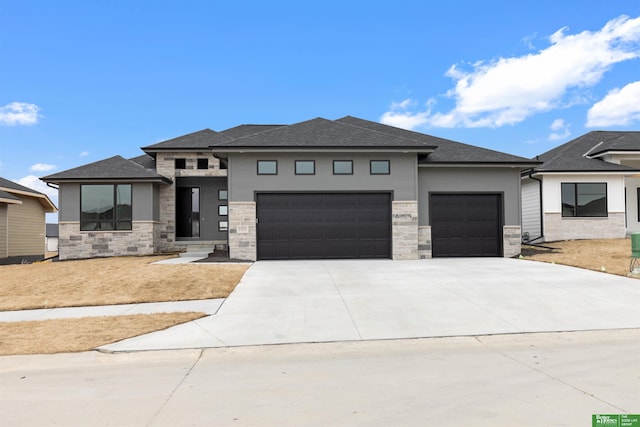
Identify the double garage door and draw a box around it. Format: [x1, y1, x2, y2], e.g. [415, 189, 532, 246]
[256, 193, 391, 260]
[255, 192, 502, 260]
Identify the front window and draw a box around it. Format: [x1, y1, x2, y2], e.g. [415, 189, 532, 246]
[333, 160, 353, 175]
[257, 160, 278, 175]
[561, 183, 607, 217]
[370, 160, 390, 175]
[295, 160, 315, 175]
[81, 184, 132, 230]
[197, 158, 208, 170]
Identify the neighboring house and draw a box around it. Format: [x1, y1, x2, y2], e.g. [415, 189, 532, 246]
[0, 177, 58, 264]
[46, 223, 59, 252]
[42, 116, 537, 261]
[521, 131, 640, 243]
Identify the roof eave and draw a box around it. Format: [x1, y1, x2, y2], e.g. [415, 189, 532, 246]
[41, 177, 173, 185]
[211, 146, 437, 153]
[419, 161, 541, 168]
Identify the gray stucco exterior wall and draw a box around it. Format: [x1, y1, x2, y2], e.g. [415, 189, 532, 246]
[227, 152, 418, 202]
[417, 167, 522, 226]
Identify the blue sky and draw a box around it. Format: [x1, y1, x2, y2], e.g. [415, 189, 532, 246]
[1, 0, 640, 215]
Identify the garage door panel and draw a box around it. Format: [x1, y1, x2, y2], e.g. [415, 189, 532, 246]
[257, 193, 390, 260]
[431, 194, 502, 257]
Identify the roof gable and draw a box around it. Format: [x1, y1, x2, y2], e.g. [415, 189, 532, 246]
[0, 189, 22, 204]
[0, 177, 45, 196]
[0, 177, 57, 212]
[534, 131, 640, 172]
[212, 117, 437, 149]
[42, 155, 171, 183]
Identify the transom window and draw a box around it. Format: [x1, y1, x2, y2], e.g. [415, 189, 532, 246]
[175, 158, 186, 169]
[333, 160, 353, 175]
[81, 184, 132, 231]
[257, 160, 278, 175]
[561, 183, 607, 217]
[197, 158, 208, 170]
[295, 160, 315, 175]
[370, 160, 390, 175]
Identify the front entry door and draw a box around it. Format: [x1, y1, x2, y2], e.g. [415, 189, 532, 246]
[177, 187, 200, 238]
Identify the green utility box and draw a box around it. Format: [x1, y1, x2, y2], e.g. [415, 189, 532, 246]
[632, 233, 640, 258]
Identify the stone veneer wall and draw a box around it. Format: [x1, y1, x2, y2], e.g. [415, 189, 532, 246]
[418, 226, 432, 259]
[544, 212, 626, 242]
[228, 202, 257, 261]
[392, 201, 419, 260]
[503, 225, 521, 258]
[58, 221, 157, 260]
[154, 152, 227, 252]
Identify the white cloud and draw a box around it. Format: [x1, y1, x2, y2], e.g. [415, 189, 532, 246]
[586, 80, 640, 127]
[16, 175, 58, 201]
[0, 102, 41, 126]
[380, 99, 431, 130]
[80, 151, 89, 157]
[30, 163, 56, 172]
[381, 15, 640, 129]
[548, 119, 571, 141]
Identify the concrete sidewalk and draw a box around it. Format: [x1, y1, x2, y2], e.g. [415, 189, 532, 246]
[101, 258, 640, 352]
[0, 299, 225, 322]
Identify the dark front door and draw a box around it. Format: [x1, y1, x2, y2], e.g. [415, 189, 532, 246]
[177, 187, 200, 238]
[430, 193, 502, 257]
[256, 193, 391, 260]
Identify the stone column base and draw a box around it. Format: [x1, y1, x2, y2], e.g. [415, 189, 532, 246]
[228, 202, 257, 261]
[392, 201, 419, 260]
[503, 225, 521, 258]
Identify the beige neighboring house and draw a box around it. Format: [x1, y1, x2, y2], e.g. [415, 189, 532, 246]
[0, 177, 58, 264]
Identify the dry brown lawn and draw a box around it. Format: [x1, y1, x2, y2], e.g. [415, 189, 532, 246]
[0, 255, 250, 311]
[0, 312, 205, 355]
[521, 238, 636, 278]
[0, 255, 250, 356]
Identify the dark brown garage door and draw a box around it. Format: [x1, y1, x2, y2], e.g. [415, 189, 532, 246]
[256, 193, 391, 260]
[430, 194, 502, 257]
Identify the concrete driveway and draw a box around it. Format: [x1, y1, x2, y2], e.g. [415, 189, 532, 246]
[102, 258, 640, 352]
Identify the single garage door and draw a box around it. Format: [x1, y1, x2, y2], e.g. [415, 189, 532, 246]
[256, 193, 391, 260]
[430, 194, 502, 257]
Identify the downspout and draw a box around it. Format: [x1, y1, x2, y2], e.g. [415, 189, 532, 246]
[526, 169, 544, 242]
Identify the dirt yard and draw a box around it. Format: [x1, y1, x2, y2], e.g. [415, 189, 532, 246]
[0, 255, 251, 311]
[521, 238, 636, 278]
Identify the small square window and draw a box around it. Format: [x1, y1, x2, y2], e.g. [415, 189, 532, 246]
[218, 190, 228, 201]
[218, 205, 228, 216]
[333, 160, 353, 175]
[175, 158, 186, 169]
[197, 158, 208, 170]
[218, 220, 228, 232]
[370, 160, 390, 175]
[295, 160, 315, 175]
[257, 160, 278, 175]
[219, 159, 228, 170]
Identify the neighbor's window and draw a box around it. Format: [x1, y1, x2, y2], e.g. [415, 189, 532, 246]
[197, 158, 208, 170]
[218, 220, 228, 232]
[561, 183, 607, 217]
[257, 160, 278, 175]
[81, 184, 132, 231]
[175, 158, 186, 169]
[333, 160, 353, 175]
[295, 160, 315, 175]
[218, 189, 228, 201]
[370, 160, 390, 175]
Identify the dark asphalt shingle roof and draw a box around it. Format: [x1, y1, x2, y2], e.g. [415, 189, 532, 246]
[129, 154, 156, 170]
[42, 156, 171, 182]
[211, 117, 437, 149]
[219, 124, 284, 139]
[142, 129, 232, 150]
[534, 131, 640, 172]
[0, 189, 21, 202]
[336, 116, 535, 163]
[0, 177, 45, 196]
